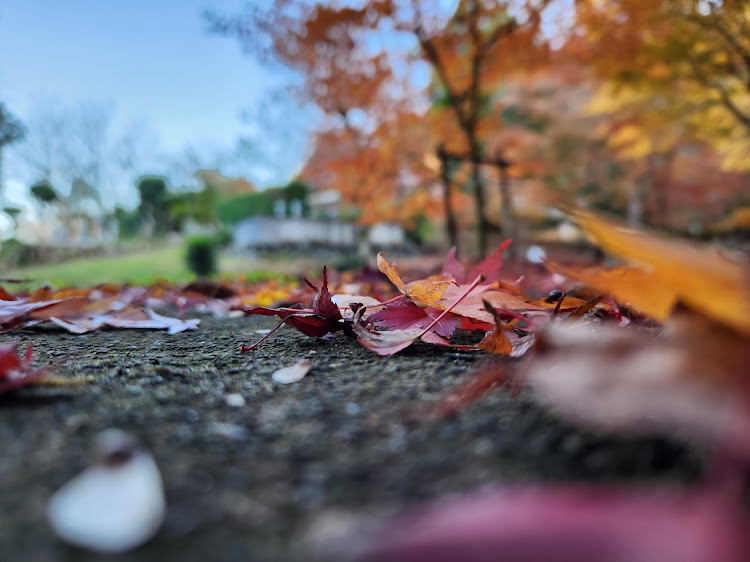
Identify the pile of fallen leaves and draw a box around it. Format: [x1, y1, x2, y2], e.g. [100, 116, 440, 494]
[236, 238, 622, 357]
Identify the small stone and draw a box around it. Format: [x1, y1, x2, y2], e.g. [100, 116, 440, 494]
[208, 422, 249, 442]
[225, 393, 246, 408]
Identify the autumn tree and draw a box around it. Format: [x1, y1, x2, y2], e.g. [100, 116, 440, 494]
[572, 0, 750, 225]
[210, 0, 553, 256]
[408, 0, 551, 255]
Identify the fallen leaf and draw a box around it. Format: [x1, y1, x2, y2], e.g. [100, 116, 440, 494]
[370, 300, 457, 339]
[476, 301, 513, 355]
[345, 480, 748, 562]
[568, 209, 750, 334]
[521, 310, 750, 451]
[0, 341, 54, 395]
[239, 268, 345, 347]
[436, 284, 546, 325]
[272, 359, 313, 384]
[377, 253, 451, 307]
[0, 298, 63, 329]
[376, 252, 408, 293]
[440, 240, 512, 285]
[353, 307, 424, 356]
[307, 266, 342, 322]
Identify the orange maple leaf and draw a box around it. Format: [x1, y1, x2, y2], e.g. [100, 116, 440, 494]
[564, 210, 750, 334]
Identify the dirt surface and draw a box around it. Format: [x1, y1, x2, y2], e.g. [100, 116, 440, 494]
[0, 314, 703, 562]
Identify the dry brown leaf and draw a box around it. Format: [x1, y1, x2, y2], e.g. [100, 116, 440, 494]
[477, 300, 512, 355]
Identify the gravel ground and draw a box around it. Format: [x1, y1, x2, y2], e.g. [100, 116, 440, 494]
[0, 314, 703, 562]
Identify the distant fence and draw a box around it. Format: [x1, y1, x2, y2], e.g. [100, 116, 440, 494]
[233, 217, 358, 250]
[233, 217, 406, 252]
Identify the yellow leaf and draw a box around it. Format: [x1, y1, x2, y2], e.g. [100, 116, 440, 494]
[549, 264, 674, 320]
[569, 210, 750, 334]
[378, 253, 452, 307]
[405, 276, 452, 308]
[377, 252, 407, 294]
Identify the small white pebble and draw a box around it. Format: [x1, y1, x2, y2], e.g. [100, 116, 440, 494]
[225, 393, 246, 408]
[345, 402, 360, 415]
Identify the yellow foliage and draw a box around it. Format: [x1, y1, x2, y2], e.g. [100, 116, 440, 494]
[609, 124, 652, 159]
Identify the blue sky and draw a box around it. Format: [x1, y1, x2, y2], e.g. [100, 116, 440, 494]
[0, 0, 311, 208]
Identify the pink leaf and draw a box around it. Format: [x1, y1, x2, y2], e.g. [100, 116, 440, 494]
[370, 300, 457, 339]
[440, 240, 512, 286]
[349, 482, 748, 562]
[440, 247, 466, 284]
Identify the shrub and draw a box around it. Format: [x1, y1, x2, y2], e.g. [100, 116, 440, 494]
[0, 238, 34, 267]
[334, 252, 365, 272]
[185, 236, 217, 278]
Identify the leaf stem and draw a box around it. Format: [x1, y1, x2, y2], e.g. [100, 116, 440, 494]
[241, 315, 300, 351]
[362, 294, 405, 310]
[417, 275, 483, 339]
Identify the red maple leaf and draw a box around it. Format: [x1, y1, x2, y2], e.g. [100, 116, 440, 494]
[238, 266, 347, 349]
[0, 341, 52, 395]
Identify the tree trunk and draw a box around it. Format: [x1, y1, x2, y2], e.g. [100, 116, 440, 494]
[627, 156, 656, 227]
[498, 163, 517, 259]
[652, 152, 673, 228]
[437, 147, 460, 257]
[469, 145, 489, 257]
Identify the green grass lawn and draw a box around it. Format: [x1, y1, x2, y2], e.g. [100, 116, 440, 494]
[3, 244, 301, 290]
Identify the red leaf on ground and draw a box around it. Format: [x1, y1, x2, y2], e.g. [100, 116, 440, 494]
[436, 284, 546, 325]
[440, 240, 512, 286]
[0, 341, 53, 395]
[0, 298, 64, 330]
[439, 247, 464, 284]
[239, 267, 346, 348]
[370, 300, 457, 339]
[307, 266, 342, 322]
[353, 306, 423, 356]
[354, 276, 485, 356]
[286, 314, 338, 338]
